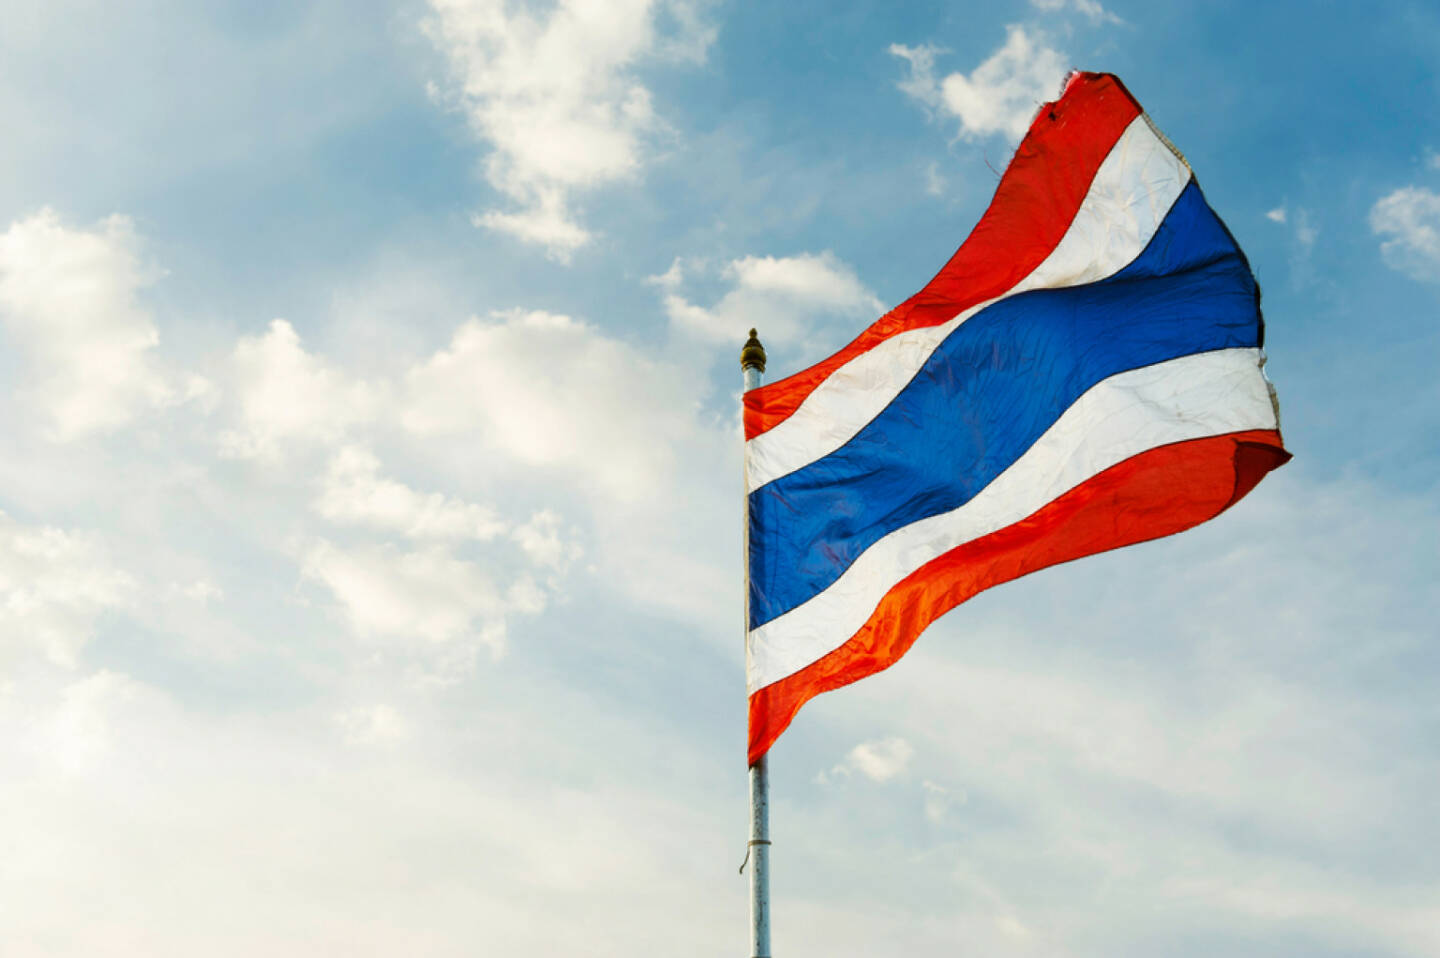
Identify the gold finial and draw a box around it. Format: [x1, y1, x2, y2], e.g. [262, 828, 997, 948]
[740, 328, 766, 372]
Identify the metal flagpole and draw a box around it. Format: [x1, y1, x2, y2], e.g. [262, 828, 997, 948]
[740, 328, 770, 958]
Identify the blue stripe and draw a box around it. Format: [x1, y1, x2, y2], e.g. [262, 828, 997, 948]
[749, 181, 1261, 629]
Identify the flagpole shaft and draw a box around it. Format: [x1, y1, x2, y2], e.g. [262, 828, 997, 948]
[741, 330, 770, 958]
[748, 754, 770, 957]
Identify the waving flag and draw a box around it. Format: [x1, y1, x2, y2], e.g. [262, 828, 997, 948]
[744, 72, 1290, 765]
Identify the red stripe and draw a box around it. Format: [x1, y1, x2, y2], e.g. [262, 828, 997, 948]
[747, 429, 1290, 765]
[743, 72, 1143, 441]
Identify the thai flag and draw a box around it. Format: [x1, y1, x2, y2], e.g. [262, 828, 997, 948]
[744, 72, 1291, 765]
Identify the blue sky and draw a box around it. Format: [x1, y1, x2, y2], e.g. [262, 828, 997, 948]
[1, 1, 1437, 954]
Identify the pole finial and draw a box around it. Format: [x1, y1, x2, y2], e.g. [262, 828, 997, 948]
[741, 328, 766, 372]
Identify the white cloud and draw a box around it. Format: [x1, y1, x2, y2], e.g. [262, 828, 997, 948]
[1370, 185, 1440, 282]
[828, 736, 915, 783]
[892, 27, 1069, 142]
[1265, 206, 1287, 223]
[0, 209, 182, 440]
[657, 251, 884, 347]
[1029, 0, 1124, 26]
[402, 308, 698, 501]
[302, 539, 524, 664]
[219, 319, 383, 461]
[424, 0, 713, 259]
[471, 188, 591, 256]
[316, 445, 507, 541]
[1426, 148, 1440, 171]
[0, 512, 134, 669]
[316, 446, 580, 585]
[645, 255, 688, 292]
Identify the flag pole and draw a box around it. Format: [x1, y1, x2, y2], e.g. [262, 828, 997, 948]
[741, 328, 770, 958]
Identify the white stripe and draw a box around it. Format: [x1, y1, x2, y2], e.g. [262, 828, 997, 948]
[746, 347, 1276, 693]
[745, 115, 1192, 493]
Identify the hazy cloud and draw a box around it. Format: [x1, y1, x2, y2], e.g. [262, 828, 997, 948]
[164, 579, 224, 604]
[922, 779, 964, 823]
[302, 539, 527, 665]
[402, 308, 699, 501]
[0, 209, 191, 440]
[924, 161, 947, 197]
[1294, 209, 1318, 249]
[510, 509, 582, 573]
[0, 512, 134, 669]
[316, 445, 508, 541]
[333, 704, 413, 746]
[1269, 205, 1318, 287]
[42, 670, 154, 776]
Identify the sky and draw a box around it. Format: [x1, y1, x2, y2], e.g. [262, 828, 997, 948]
[1, 0, 1437, 954]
